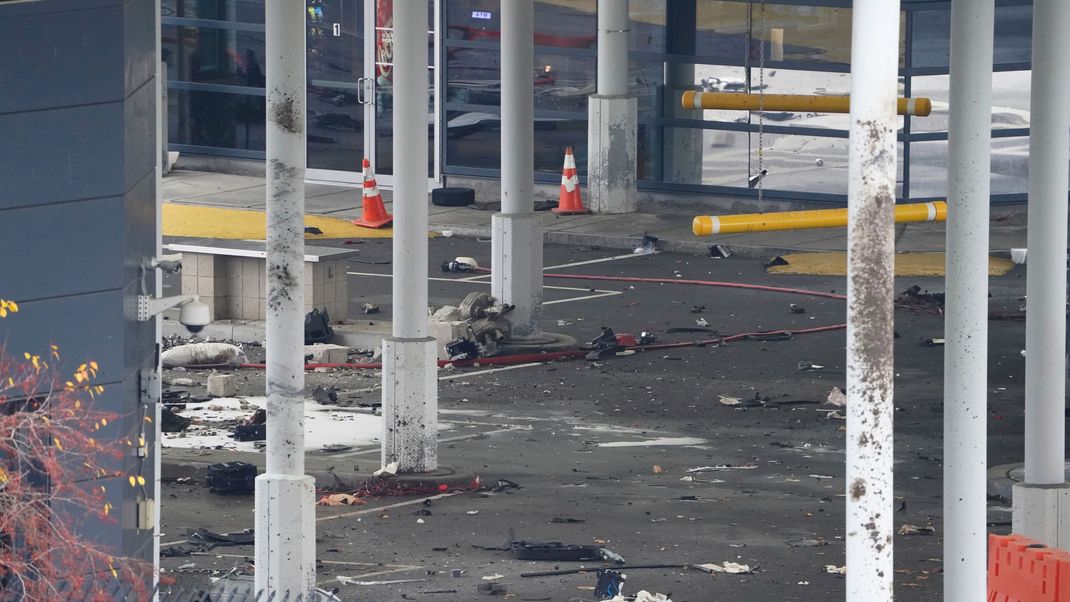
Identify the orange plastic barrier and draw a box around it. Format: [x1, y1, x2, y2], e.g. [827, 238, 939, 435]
[988, 534, 1070, 602]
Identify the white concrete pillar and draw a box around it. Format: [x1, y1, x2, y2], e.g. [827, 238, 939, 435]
[943, 1, 994, 598]
[1014, 0, 1070, 546]
[255, 0, 315, 597]
[845, 1, 899, 599]
[493, 0, 543, 336]
[588, 0, 637, 214]
[381, 0, 438, 473]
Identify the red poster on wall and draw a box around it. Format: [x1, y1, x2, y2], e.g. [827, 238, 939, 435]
[375, 0, 393, 86]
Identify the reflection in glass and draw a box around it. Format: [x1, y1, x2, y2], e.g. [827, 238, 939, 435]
[163, 25, 266, 87]
[168, 89, 265, 151]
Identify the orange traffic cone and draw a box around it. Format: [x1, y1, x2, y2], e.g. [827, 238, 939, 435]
[353, 158, 393, 228]
[553, 146, 589, 215]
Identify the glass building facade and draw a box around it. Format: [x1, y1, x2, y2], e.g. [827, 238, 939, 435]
[163, 0, 1034, 205]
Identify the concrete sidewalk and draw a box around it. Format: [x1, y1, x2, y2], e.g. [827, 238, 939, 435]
[163, 169, 1028, 258]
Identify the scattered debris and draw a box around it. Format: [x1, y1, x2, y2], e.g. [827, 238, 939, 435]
[318, 493, 366, 507]
[826, 386, 847, 407]
[687, 465, 757, 473]
[690, 305, 706, 313]
[489, 479, 521, 493]
[467, 510, 480, 515]
[786, 538, 829, 548]
[765, 256, 789, 268]
[633, 234, 658, 255]
[594, 569, 625, 600]
[896, 285, 945, 313]
[304, 226, 323, 235]
[551, 517, 586, 524]
[361, 303, 380, 314]
[476, 582, 508, 595]
[162, 343, 248, 368]
[304, 308, 334, 344]
[919, 337, 945, 347]
[206, 461, 257, 495]
[451, 569, 465, 577]
[718, 395, 741, 406]
[708, 244, 731, 259]
[628, 592, 674, 602]
[695, 318, 709, 327]
[313, 384, 341, 404]
[898, 524, 936, 536]
[322, 443, 353, 453]
[161, 407, 192, 433]
[373, 462, 399, 477]
[481, 574, 504, 581]
[693, 561, 753, 574]
[825, 565, 847, 575]
[798, 360, 825, 371]
[789, 303, 806, 314]
[1010, 248, 1027, 264]
[337, 576, 426, 586]
[652, 465, 664, 474]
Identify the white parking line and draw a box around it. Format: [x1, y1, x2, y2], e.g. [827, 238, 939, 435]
[544, 251, 654, 270]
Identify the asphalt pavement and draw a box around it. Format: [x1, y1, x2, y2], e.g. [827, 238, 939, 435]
[157, 237, 1037, 601]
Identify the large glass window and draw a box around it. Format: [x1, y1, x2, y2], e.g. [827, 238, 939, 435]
[164, 25, 266, 88]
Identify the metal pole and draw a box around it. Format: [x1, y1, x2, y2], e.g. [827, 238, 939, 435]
[492, 0, 543, 335]
[381, 0, 438, 473]
[597, 0, 628, 96]
[256, 1, 315, 597]
[1024, 0, 1070, 486]
[943, 0, 994, 598]
[500, 1, 533, 217]
[845, 0, 899, 599]
[392, 1, 429, 338]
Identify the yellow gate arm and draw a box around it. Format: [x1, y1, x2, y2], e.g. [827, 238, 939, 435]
[693, 201, 946, 236]
[681, 91, 933, 117]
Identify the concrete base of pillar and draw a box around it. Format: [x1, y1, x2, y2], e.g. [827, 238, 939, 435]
[491, 213, 543, 337]
[381, 336, 438, 473]
[1012, 482, 1070, 548]
[587, 95, 637, 214]
[254, 474, 316, 597]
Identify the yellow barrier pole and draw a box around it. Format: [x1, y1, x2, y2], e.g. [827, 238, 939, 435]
[693, 201, 946, 236]
[681, 91, 933, 117]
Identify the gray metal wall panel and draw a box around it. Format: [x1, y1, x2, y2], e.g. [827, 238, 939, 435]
[0, 2, 126, 114]
[0, 197, 126, 299]
[0, 101, 126, 207]
[0, 290, 126, 387]
[0, 0, 163, 577]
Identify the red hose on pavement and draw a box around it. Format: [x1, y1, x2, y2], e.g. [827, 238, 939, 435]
[473, 267, 847, 300]
[234, 269, 847, 371]
[235, 324, 845, 371]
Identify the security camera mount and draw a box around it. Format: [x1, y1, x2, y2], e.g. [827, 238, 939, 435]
[136, 294, 198, 322]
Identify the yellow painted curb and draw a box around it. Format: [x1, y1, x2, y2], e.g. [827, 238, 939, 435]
[766, 252, 1015, 277]
[163, 203, 393, 240]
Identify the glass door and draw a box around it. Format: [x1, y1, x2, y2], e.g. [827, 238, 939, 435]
[305, 0, 439, 187]
[306, 0, 367, 180]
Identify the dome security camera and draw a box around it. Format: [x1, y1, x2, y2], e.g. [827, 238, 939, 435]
[179, 299, 211, 334]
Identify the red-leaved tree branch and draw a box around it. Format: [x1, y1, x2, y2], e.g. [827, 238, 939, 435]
[1, 299, 150, 600]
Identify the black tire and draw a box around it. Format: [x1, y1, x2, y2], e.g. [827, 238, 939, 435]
[432, 187, 476, 207]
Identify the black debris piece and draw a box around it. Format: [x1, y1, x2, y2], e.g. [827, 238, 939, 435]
[304, 226, 323, 235]
[551, 517, 586, 524]
[594, 569, 625, 600]
[313, 384, 341, 404]
[161, 407, 191, 433]
[304, 308, 334, 344]
[708, 244, 732, 259]
[489, 479, 521, 493]
[445, 337, 480, 361]
[789, 303, 806, 314]
[206, 462, 257, 495]
[765, 256, 790, 268]
[232, 423, 265, 442]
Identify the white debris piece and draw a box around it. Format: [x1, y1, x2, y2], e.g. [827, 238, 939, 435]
[162, 342, 247, 368]
[373, 462, 399, 477]
[825, 565, 847, 575]
[826, 386, 847, 407]
[206, 373, 237, 397]
[304, 343, 349, 364]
